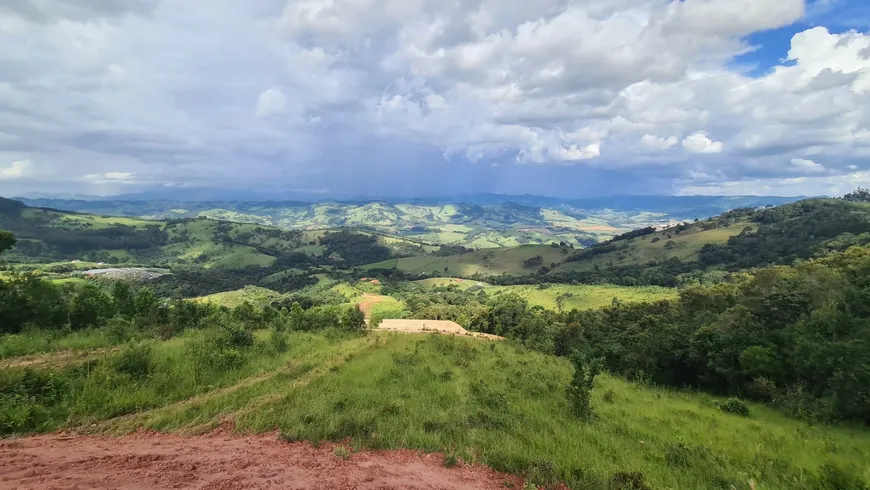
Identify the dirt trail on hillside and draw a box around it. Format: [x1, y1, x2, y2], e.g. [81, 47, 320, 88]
[357, 293, 388, 318]
[0, 430, 523, 490]
[1, 347, 119, 370]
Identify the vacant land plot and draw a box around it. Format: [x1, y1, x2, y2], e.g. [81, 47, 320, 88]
[377, 319, 503, 340]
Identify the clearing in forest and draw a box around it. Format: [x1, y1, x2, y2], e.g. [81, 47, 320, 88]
[377, 319, 504, 340]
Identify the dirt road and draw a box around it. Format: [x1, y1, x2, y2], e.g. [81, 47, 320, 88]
[0, 430, 523, 489]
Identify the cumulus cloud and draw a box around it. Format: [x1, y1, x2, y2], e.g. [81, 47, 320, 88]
[0, 160, 33, 180]
[256, 88, 288, 118]
[0, 0, 869, 197]
[682, 133, 724, 154]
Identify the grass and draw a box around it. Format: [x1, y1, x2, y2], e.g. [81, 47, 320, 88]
[553, 222, 749, 273]
[362, 245, 572, 277]
[195, 286, 285, 308]
[5, 332, 862, 489]
[415, 279, 678, 311]
[487, 284, 678, 311]
[0, 328, 117, 359]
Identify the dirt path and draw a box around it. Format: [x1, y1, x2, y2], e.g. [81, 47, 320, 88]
[357, 293, 388, 318]
[0, 347, 119, 370]
[0, 431, 523, 490]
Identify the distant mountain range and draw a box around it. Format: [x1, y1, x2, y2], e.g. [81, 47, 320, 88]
[12, 194, 802, 248]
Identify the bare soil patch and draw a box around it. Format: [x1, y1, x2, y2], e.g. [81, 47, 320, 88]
[357, 293, 388, 318]
[0, 431, 522, 490]
[378, 319, 503, 341]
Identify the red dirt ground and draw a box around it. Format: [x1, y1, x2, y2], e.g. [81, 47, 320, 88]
[0, 430, 524, 490]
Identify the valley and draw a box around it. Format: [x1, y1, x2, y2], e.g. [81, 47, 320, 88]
[2, 193, 870, 489]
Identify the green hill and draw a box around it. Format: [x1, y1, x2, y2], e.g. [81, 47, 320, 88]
[18, 196, 797, 249]
[0, 197, 432, 271]
[363, 198, 870, 288]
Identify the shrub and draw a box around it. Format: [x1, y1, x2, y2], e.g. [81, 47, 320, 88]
[113, 342, 154, 380]
[602, 389, 615, 403]
[105, 316, 134, 343]
[745, 377, 778, 402]
[566, 352, 603, 420]
[715, 398, 750, 417]
[269, 329, 289, 353]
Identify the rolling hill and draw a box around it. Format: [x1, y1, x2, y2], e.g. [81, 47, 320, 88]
[16, 195, 800, 248]
[360, 198, 870, 286]
[0, 197, 432, 271]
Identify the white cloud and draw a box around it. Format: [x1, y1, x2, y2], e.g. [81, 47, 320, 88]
[82, 172, 137, 184]
[641, 135, 679, 151]
[682, 132, 724, 154]
[0, 160, 33, 180]
[677, 170, 870, 197]
[791, 158, 825, 172]
[0, 0, 869, 196]
[256, 88, 288, 118]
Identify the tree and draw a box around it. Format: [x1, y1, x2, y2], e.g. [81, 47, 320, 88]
[566, 352, 603, 420]
[843, 187, 870, 203]
[0, 230, 14, 255]
[288, 301, 304, 330]
[341, 304, 366, 332]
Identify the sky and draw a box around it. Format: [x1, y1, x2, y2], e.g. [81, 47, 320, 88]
[1, 0, 870, 199]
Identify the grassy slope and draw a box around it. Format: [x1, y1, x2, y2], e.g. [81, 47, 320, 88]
[364, 221, 749, 278]
[195, 286, 285, 308]
[415, 278, 677, 311]
[490, 284, 677, 311]
[3, 200, 434, 271]
[45, 333, 864, 490]
[552, 222, 749, 273]
[363, 245, 572, 276]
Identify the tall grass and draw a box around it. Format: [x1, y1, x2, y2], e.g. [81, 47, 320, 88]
[0, 328, 115, 359]
[236, 334, 869, 490]
[0, 329, 361, 435]
[3, 332, 869, 490]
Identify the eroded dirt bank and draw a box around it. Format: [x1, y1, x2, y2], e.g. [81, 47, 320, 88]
[0, 430, 523, 490]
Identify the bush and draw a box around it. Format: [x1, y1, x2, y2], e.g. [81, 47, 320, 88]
[566, 352, 602, 420]
[715, 398, 750, 417]
[269, 329, 289, 353]
[113, 342, 154, 380]
[105, 316, 134, 343]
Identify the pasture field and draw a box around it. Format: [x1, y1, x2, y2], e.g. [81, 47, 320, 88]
[488, 284, 677, 311]
[195, 285, 285, 308]
[416, 279, 678, 311]
[552, 221, 750, 273]
[363, 244, 572, 276]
